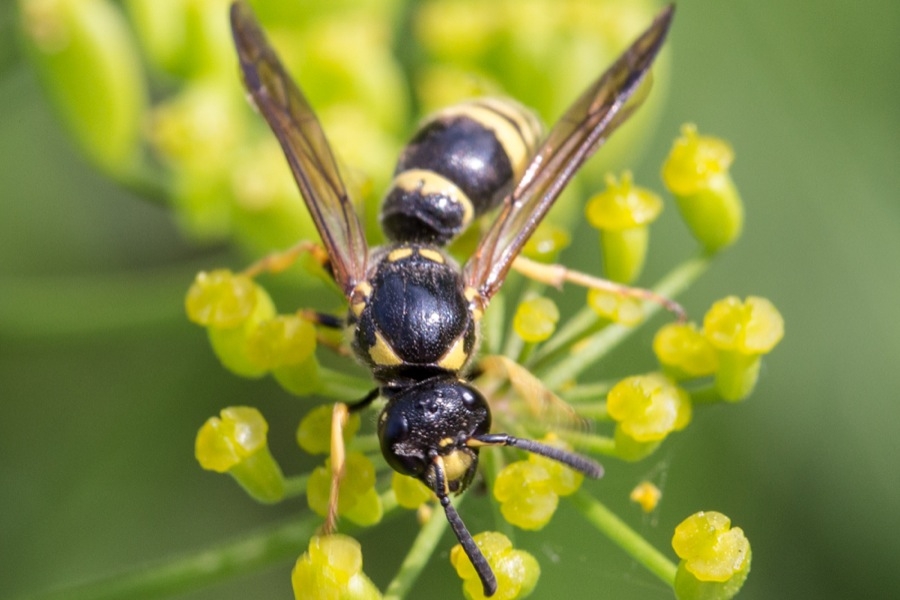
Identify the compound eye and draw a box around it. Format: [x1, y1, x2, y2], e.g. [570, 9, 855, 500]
[378, 410, 427, 477]
[460, 385, 488, 411]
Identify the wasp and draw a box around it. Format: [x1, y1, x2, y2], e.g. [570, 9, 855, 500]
[229, 2, 675, 595]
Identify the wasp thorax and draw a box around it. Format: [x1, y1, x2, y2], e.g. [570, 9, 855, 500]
[350, 245, 478, 385]
[378, 378, 491, 491]
[381, 98, 542, 246]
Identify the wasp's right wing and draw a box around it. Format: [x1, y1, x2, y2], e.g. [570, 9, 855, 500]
[230, 1, 368, 294]
[463, 5, 674, 304]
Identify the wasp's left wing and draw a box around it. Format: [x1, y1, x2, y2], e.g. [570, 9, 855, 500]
[230, 1, 368, 295]
[463, 5, 674, 302]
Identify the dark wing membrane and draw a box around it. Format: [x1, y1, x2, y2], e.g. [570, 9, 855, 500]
[230, 1, 367, 294]
[464, 5, 674, 301]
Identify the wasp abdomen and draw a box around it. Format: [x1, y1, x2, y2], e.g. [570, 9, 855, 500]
[351, 246, 478, 384]
[381, 98, 542, 246]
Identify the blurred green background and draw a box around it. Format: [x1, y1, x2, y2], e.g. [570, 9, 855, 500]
[2, 0, 899, 599]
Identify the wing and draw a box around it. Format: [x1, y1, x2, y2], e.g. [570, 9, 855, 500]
[230, 1, 367, 295]
[463, 5, 674, 302]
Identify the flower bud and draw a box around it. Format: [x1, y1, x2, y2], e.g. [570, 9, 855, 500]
[391, 472, 433, 510]
[20, 0, 146, 174]
[292, 534, 383, 600]
[586, 288, 643, 326]
[297, 404, 361, 456]
[522, 222, 571, 263]
[672, 511, 751, 600]
[307, 452, 383, 527]
[607, 373, 692, 447]
[451, 531, 540, 600]
[630, 481, 662, 513]
[247, 314, 322, 396]
[662, 125, 743, 253]
[653, 322, 719, 380]
[586, 172, 663, 283]
[126, 0, 233, 78]
[702, 296, 784, 401]
[185, 270, 276, 378]
[494, 436, 584, 530]
[195, 406, 285, 503]
[513, 297, 560, 343]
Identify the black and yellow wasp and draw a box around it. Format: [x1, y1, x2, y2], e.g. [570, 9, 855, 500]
[229, 2, 674, 595]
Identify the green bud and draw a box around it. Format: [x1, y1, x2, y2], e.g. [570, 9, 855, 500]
[653, 322, 719, 380]
[272, 359, 322, 397]
[522, 222, 571, 263]
[195, 406, 285, 503]
[184, 270, 276, 378]
[672, 511, 751, 600]
[292, 534, 383, 600]
[20, 0, 146, 174]
[126, 0, 233, 78]
[662, 125, 743, 253]
[307, 452, 382, 527]
[513, 297, 560, 343]
[702, 296, 784, 401]
[586, 288, 643, 326]
[391, 472, 433, 509]
[607, 373, 692, 444]
[297, 405, 361, 456]
[586, 172, 663, 283]
[451, 531, 540, 600]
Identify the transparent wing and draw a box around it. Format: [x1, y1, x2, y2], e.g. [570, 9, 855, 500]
[477, 355, 590, 434]
[230, 1, 367, 295]
[464, 5, 674, 301]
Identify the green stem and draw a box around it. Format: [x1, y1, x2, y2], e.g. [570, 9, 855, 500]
[561, 381, 615, 403]
[540, 256, 711, 389]
[528, 304, 601, 369]
[117, 162, 174, 207]
[688, 384, 723, 405]
[569, 489, 677, 587]
[282, 474, 309, 499]
[22, 514, 321, 600]
[556, 430, 616, 455]
[383, 496, 462, 600]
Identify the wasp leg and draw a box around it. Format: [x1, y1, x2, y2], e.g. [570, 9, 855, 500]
[323, 388, 380, 534]
[241, 240, 331, 278]
[295, 309, 350, 356]
[470, 432, 604, 478]
[511, 255, 686, 322]
[432, 455, 498, 597]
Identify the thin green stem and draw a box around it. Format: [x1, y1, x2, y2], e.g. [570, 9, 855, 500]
[687, 384, 723, 405]
[570, 401, 610, 422]
[528, 304, 601, 369]
[383, 495, 463, 600]
[539, 255, 711, 389]
[117, 162, 174, 207]
[561, 380, 615, 403]
[555, 430, 616, 455]
[21, 514, 321, 600]
[568, 489, 677, 587]
[282, 474, 309, 499]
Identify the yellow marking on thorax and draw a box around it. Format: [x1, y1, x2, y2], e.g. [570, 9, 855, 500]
[438, 334, 470, 372]
[417, 248, 445, 264]
[368, 330, 403, 366]
[387, 247, 414, 262]
[464, 286, 484, 322]
[350, 281, 372, 317]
